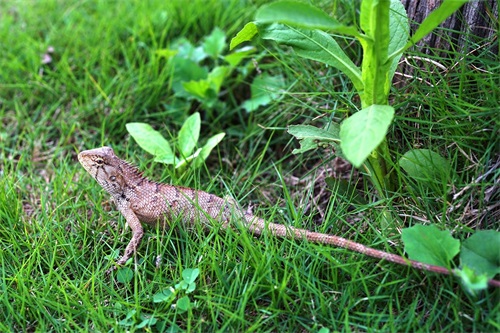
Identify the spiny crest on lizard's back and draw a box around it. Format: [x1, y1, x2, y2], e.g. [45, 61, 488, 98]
[117, 156, 146, 179]
[112, 150, 164, 188]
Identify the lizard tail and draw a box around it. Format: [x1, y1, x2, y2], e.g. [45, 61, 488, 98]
[244, 215, 500, 288]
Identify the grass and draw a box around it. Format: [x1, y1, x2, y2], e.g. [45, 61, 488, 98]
[1, 0, 499, 331]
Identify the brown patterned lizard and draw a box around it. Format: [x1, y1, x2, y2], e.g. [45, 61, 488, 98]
[78, 146, 500, 287]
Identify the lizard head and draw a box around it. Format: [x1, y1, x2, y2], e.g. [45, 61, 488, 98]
[78, 146, 129, 196]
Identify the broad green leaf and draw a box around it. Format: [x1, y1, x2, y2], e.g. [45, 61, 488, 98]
[154, 154, 178, 165]
[177, 113, 200, 158]
[116, 267, 134, 284]
[288, 124, 342, 155]
[126, 123, 174, 160]
[402, 224, 460, 267]
[461, 230, 500, 279]
[136, 316, 157, 329]
[402, 0, 468, 52]
[193, 133, 225, 168]
[287, 124, 340, 142]
[182, 67, 229, 101]
[153, 288, 175, 303]
[339, 105, 394, 167]
[255, 0, 360, 37]
[203, 27, 226, 59]
[291, 137, 317, 154]
[182, 268, 200, 284]
[230, 22, 258, 50]
[224, 46, 256, 67]
[172, 38, 207, 63]
[186, 282, 196, 293]
[170, 57, 208, 97]
[242, 73, 285, 112]
[399, 149, 451, 184]
[207, 66, 230, 93]
[175, 281, 188, 290]
[118, 309, 136, 326]
[182, 80, 211, 99]
[455, 266, 489, 295]
[176, 296, 191, 313]
[260, 24, 362, 92]
[387, 0, 409, 87]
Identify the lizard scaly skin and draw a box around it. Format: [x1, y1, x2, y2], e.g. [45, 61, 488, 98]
[78, 146, 500, 286]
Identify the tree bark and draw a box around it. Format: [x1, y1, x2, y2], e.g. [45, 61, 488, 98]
[394, 0, 498, 86]
[401, 0, 498, 56]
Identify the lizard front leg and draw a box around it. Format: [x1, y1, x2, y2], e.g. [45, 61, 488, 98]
[114, 201, 144, 267]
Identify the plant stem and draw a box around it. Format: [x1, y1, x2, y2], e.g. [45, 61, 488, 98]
[359, 0, 395, 197]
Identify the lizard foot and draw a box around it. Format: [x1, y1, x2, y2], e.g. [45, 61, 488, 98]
[106, 264, 118, 276]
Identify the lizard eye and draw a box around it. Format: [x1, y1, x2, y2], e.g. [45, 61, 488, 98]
[110, 176, 116, 181]
[95, 158, 104, 165]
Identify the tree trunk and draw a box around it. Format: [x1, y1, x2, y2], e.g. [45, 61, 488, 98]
[395, 0, 497, 86]
[401, 0, 498, 55]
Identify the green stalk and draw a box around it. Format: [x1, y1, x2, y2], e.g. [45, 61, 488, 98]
[359, 0, 395, 196]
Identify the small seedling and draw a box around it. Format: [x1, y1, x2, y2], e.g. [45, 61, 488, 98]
[153, 268, 200, 313]
[126, 113, 225, 173]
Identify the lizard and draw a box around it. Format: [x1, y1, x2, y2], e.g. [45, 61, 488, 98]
[78, 146, 500, 287]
